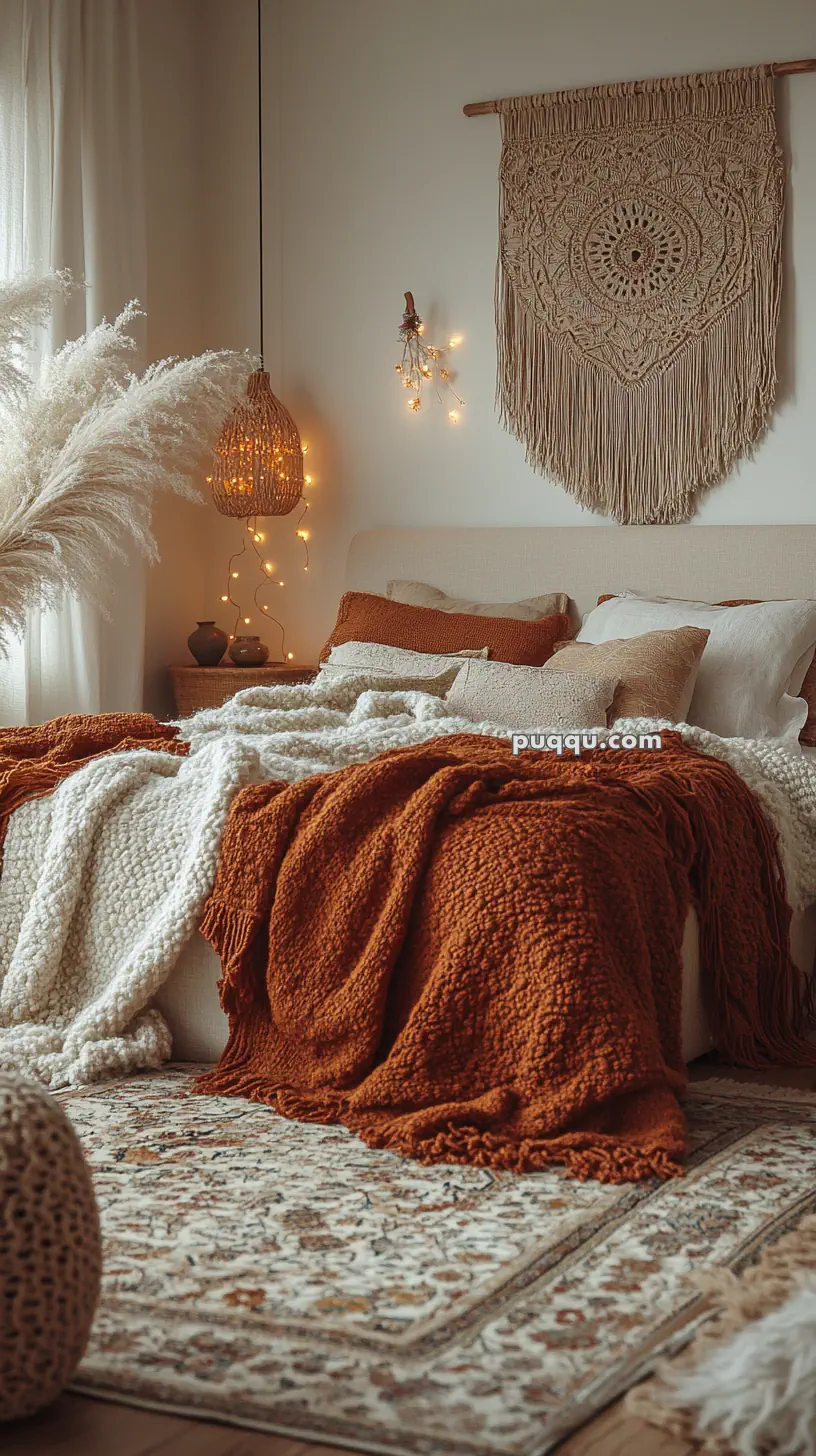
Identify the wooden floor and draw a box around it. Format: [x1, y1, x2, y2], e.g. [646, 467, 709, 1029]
[7, 1062, 815, 1456]
[2, 1390, 698, 1456]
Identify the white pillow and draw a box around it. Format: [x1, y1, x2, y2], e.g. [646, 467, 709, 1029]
[326, 641, 490, 676]
[578, 594, 816, 743]
[446, 658, 617, 731]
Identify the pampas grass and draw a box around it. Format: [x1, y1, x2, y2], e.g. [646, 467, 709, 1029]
[0, 270, 71, 406]
[0, 269, 257, 643]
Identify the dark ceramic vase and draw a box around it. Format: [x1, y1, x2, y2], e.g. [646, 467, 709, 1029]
[188, 620, 228, 667]
[229, 634, 270, 667]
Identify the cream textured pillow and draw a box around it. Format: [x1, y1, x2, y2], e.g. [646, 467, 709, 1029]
[314, 665, 460, 696]
[578, 594, 816, 743]
[548, 627, 709, 723]
[387, 580, 569, 621]
[326, 641, 490, 677]
[446, 658, 617, 731]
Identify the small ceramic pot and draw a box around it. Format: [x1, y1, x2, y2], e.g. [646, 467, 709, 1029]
[229, 635, 270, 667]
[188, 621, 228, 667]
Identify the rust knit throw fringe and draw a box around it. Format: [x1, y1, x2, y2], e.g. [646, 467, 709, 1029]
[197, 733, 815, 1184]
[0, 712, 187, 866]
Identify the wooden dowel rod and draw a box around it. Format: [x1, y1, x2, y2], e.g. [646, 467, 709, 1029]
[462, 58, 816, 116]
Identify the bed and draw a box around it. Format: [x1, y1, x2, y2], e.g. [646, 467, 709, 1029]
[156, 523, 816, 1067]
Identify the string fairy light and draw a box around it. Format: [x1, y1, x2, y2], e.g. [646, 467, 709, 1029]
[294, 498, 310, 572]
[395, 292, 464, 419]
[221, 513, 289, 658]
[217, 449, 316, 656]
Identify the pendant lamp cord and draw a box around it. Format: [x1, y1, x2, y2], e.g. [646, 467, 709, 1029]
[257, 0, 264, 369]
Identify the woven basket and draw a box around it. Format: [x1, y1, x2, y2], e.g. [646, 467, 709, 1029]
[0, 1073, 101, 1420]
[171, 665, 316, 717]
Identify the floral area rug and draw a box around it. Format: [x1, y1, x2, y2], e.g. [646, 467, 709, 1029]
[61, 1069, 816, 1456]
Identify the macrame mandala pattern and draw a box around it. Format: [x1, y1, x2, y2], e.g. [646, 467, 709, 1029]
[496, 67, 784, 523]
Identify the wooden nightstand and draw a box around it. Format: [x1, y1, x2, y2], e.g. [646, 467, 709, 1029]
[170, 663, 318, 716]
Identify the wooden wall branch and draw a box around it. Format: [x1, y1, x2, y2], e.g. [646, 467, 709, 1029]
[463, 58, 816, 115]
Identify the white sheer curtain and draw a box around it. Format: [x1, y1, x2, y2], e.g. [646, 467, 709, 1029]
[0, 0, 147, 724]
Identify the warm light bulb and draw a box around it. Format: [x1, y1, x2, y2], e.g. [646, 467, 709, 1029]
[304, 475, 312, 485]
[253, 534, 261, 543]
[263, 603, 268, 609]
[205, 475, 213, 484]
[302, 443, 309, 454]
[220, 594, 229, 603]
[448, 335, 462, 347]
[297, 529, 310, 540]
[231, 571, 239, 579]
[279, 580, 285, 587]
[244, 616, 251, 624]
[287, 652, 294, 660]
[264, 561, 274, 572]
[256, 532, 265, 542]
[449, 410, 459, 423]
[229, 634, 235, 640]
[409, 398, 421, 411]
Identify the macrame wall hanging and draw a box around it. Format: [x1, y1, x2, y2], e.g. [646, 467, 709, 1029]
[465, 64, 801, 524]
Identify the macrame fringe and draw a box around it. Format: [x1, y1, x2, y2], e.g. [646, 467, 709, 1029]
[497, 278, 781, 525]
[496, 65, 783, 523]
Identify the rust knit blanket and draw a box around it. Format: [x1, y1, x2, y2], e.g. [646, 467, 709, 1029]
[197, 733, 814, 1183]
[0, 712, 186, 862]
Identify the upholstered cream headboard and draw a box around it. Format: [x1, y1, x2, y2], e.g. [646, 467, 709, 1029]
[346, 526, 816, 622]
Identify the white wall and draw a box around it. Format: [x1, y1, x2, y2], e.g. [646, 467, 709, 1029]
[138, 0, 302, 690]
[136, 0, 279, 713]
[260, 0, 816, 665]
[140, 1, 816, 686]
[197, 0, 302, 669]
[137, 0, 213, 715]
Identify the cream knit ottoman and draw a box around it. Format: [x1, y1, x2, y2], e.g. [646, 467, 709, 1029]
[0, 1073, 101, 1421]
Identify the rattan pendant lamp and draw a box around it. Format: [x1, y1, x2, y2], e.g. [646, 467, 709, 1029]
[208, 0, 303, 518]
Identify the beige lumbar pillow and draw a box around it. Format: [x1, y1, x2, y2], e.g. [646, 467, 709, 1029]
[547, 626, 709, 723]
[446, 658, 617, 731]
[387, 580, 569, 622]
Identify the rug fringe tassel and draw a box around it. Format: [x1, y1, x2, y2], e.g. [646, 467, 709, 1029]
[627, 1213, 816, 1441]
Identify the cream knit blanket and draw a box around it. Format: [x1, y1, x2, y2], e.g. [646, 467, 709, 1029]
[1, 674, 815, 1088]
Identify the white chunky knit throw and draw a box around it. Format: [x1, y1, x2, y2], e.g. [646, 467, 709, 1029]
[0, 673, 815, 1088]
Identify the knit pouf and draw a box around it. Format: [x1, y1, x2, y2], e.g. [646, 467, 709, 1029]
[0, 1073, 101, 1420]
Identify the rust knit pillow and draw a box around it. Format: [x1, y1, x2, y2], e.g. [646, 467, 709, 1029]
[321, 593, 570, 668]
